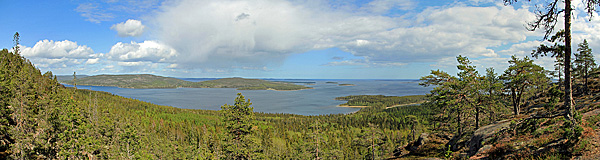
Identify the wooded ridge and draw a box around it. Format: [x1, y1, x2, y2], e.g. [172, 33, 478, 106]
[60, 74, 312, 90]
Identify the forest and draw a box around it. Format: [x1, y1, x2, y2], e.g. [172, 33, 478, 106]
[2, 30, 599, 159]
[335, 95, 427, 107]
[4, 0, 600, 157]
[0, 36, 436, 159]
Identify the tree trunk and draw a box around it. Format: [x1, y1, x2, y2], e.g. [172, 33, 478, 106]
[564, 0, 575, 122]
[457, 107, 462, 136]
[585, 64, 589, 95]
[475, 106, 480, 130]
[511, 89, 519, 115]
[372, 131, 375, 160]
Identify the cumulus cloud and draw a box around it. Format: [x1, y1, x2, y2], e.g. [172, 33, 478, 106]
[150, 0, 539, 70]
[16, 39, 106, 75]
[20, 39, 95, 59]
[117, 61, 147, 66]
[107, 41, 177, 62]
[152, 0, 402, 68]
[340, 5, 537, 63]
[498, 40, 545, 57]
[111, 19, 146, 37]
[86, 58, 100, 64]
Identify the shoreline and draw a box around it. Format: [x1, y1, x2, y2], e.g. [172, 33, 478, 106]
[385, 101, 425, 109]
[336, 104, 371, 108]
[264, 87, 314, 91]
[337, 101, 426, 109]
[65, 83, 313, 91]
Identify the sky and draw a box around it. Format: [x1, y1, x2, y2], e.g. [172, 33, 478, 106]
[2, 0, 600, 79]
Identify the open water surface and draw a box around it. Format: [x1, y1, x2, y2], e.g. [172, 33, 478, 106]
[66, 79, 433, 115]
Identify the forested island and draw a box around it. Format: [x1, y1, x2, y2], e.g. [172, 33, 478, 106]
[336, 95, 427, 108]
[59, 74, 312, 90]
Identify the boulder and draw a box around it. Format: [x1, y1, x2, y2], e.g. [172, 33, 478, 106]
[468, 120, 511, 157]
[406, 133, 430, 151]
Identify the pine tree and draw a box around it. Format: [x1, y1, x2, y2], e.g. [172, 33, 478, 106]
[420, 55, 483, 134]
[500, 56, 550, 115]
[504, 0, 600, 123]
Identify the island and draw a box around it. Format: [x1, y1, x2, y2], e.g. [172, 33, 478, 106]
[335, 95, 427, 108]
[338, 83, 355, 86]
[59, 74, 312, 90]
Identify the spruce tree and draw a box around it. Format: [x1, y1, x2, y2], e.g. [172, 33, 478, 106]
[574, 39, 596, 95]
[221, 93, 260, 159]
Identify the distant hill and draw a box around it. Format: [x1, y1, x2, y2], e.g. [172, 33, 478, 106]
[60, 74, 195, 88]
[60, 74, 312, 90]
[56, 75, 89, 81]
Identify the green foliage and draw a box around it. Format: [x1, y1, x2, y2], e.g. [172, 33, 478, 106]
[444, 145, 452, 159]
[335, 95, 426, 107]
[500, 56, 550, 115]
[0, 34, 439, 159]
[420, 55, 506, 135]
[220, 93, 261, 159]
[574, 39, 596, 94]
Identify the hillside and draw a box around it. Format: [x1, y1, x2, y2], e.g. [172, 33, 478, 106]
[60, 74, 312, 90]
[388, 56, 600, 159]
[61, 74, 196, 88]
[0, 47, 428, 159]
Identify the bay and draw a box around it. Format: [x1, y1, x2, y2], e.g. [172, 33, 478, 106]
[65, 79, 433, 115]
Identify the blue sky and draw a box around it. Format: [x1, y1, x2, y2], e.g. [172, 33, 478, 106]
[2, 0, 600, 79]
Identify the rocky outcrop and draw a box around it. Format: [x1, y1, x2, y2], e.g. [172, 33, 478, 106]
[468, 120, 511, 158]
[394, 133, 453, 158]
[406, 133, 430, 151]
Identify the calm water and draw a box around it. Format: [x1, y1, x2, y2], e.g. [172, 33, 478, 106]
[66, 79, 433, 115]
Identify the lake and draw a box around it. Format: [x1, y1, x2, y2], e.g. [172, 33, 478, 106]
[66, 79, 433, 115]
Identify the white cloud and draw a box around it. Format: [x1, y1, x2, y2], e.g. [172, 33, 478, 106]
[339, 5, 538, 64]
[166, 63, 178, 69]
[111, 19, 146, 37]
[75, 3, 114, 23]
[150, 0, 539, 70]
[361, 0, 414, 14]
[498, 40, 544, 57]
[75, 1, 161, 23]
[86, 58, 100, 64]
[117, 61, 147, 66]
[324, 59, 370, 66]
[152, 0, 400, 68]
[20, 39, 95, 59]
[107, 41, 177, 62]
